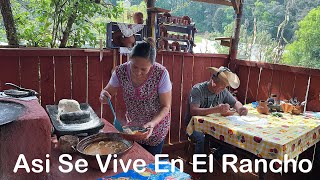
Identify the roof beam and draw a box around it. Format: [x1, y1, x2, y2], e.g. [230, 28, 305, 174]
[191, 0, 233, 7]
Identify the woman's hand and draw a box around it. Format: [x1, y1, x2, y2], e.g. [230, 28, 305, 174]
[143, 121, 157, 139]
[99, 89, 111, 104]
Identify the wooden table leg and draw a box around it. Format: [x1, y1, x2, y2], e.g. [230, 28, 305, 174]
[201, 134, 210, 180]
[258, 161, 266, 180]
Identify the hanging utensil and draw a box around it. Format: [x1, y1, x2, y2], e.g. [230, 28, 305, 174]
[107, 97, 124, 132]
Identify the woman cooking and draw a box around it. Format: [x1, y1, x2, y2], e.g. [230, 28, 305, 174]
[99, 38, 172, 155]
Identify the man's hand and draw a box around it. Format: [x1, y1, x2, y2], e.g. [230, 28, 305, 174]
[217, 103, 230, 113]
[237, 106, 248, 116]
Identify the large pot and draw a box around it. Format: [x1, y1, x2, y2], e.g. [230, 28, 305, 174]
[292, 105, 303, 115]
[281, 103, 294, 113]
[76, 133, 133, 169]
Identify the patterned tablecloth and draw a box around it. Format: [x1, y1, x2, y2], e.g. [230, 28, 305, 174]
[186, 105, 320, 161]
[98, 162, 191, 180]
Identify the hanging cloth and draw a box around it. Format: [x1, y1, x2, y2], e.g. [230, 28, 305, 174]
[117, 23, 144, 37]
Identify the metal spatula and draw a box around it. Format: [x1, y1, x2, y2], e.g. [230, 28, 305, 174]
[107, 97, 124, 132]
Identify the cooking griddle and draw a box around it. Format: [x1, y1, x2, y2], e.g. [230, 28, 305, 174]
[0, 100, 26, 126]
[46, 103, 104, 137]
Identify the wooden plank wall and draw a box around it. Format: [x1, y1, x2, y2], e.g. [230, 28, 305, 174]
[1, 48, 320, 145]
[230, 60, 320, 112]
[0, 49, 228, 145]
[0, 49, 115, 123]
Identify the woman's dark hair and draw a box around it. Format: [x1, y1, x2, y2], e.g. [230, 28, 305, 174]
[130, 37, 156, 64]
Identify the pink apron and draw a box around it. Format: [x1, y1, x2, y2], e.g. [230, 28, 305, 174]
[116, 62, 170, 146]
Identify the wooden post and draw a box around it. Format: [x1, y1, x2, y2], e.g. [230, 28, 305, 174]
[146, 0, 156, 39]
[230, 0, 243, 61]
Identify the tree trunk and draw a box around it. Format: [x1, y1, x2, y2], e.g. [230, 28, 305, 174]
[0, 0, 18, 46]
[146, 0, 156, 38]
[145, 0, 155, 8]
[59, 2, 78, 48]
[249, 15, 257, 60]
[273, 0, 291, 63]
[230, 0, 243, 60]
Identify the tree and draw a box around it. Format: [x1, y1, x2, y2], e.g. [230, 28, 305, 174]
[212, 7, 234, 34]
[0, 0, 18, 45]
[282, 6, 320, 68]
[1, 0, 123, 47]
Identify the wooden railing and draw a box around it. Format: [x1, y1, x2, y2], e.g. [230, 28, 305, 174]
[230, 60, 320, 112]
[1, 48, 319, 146]
[0, 48, 228, 146]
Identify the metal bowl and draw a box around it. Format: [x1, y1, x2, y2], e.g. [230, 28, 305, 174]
[76, 133, 133, 169]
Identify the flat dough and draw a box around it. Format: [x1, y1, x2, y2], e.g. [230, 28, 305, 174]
[58, 99, 81, 114]
[241, 116, 260, 122]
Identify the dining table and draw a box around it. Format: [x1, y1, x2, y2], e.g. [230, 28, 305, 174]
[187, 105, 320, 161]
[186, 104, 320, 179]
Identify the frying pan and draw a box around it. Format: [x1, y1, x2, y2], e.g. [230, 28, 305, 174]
[4, 83, 38, 98]
[75, 133, 133, 169]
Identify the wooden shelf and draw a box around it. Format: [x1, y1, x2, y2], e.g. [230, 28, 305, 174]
[158, 49, 189, 53]
[156, 13, 196, 53]
[191, 0, 233, 6]
[215, 37, 232, 41]
[215, 37, 232, 47]
[165, 37, 193, 43]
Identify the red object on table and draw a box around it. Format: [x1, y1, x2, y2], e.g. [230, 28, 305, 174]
[0, 98, 52, 180]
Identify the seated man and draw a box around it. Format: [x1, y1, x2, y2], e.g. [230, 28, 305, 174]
[185, 66, 248, 155]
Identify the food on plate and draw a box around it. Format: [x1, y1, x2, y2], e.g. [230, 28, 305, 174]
[121, 126, 149, 141]
[84, 140, 127, 155]
[123, 126, 147, 135]
[123, 127, 139, 135]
